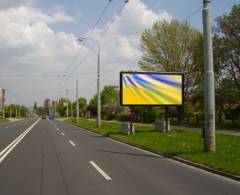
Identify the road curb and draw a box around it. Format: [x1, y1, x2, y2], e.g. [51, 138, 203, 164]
[68, 121, 240, 182]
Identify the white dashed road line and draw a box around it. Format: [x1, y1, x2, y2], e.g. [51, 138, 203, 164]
[69, 140, 76, 147]
[61, 132, 65, 136]
[89, 161, 112, 181]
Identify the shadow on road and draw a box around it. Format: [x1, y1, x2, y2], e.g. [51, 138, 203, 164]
[97, 149, 160, 158]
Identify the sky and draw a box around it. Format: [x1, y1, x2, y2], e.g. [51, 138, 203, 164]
[0, 0, 239, 107]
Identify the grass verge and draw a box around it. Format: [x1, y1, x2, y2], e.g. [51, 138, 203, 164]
[66, 118, 240, 176]
[0, 118, 9, 124]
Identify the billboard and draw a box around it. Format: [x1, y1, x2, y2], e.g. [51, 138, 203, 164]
[120, 72, 184, 106]
[0, 88, 5, 111]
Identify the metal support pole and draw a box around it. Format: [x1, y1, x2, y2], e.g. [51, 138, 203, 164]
[15, 105, 18, 118]
[78, 36, 101, 127]
[164, 106, 169, 132]
[203, 0, 216, 152]
[97, 46, 101, 128]
[71, 101, 73, 118]
[10, 105, 12, 118]
[18, 105, 21, 118]
[76, 79, 79, 122]
[66, 88, 69, 119]
[3, 103, 5, 118]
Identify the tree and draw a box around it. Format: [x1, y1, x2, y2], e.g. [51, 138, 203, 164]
[215, 4, 240, 89]
[33, 102, 37, 113]
[72, 97, 87, 117]
[139, 20, 203, 122]
[87, 95, 97, 115]
[87, 86, 120, 119]
[37, 106, 48, 116]
[101, 86, 120, 120]
[56, 98, 68, 117]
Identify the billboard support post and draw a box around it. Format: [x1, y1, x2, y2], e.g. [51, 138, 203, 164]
[165, 106, 169, 132]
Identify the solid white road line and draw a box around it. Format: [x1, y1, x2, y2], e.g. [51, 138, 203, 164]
[89, 161, 112, 181]
[61, 132, 65, 136]
[69, 140, 76, 147]
[0, 118, 41, 163]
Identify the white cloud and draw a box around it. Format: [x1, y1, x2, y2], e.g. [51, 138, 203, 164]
[0, 0, 33, 9]
[0, 0, 172, 106]
[72, 0, 172, 87]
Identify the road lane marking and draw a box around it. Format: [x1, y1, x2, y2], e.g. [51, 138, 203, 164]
[0, 118, 41, 163]
[61, 132, 65, 136]
[5, 127, 8, 129]
[89, 161, 112, 181]
[57, 128, 60, 131]
[69, 140, 76, 147]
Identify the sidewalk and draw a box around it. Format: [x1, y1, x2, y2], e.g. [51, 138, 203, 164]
[7, 118, 25, 123]
[171, 126, 240, 136]
[62, 118, 240, 136]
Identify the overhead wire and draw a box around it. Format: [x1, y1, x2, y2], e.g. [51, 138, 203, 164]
[66, 0, 129, 80]
[62, 0, 113, 78]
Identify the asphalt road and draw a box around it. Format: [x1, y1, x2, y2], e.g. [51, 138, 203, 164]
[0, 118, 239, 195]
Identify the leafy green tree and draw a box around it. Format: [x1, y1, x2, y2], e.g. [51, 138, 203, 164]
[72, 97, 87, 117]
[139, 20, 203, 103]
[87, 86, 120, 119]
[33, 102, 37, 113]
[215, 4, 240, 89]
[56, 98, 68, 117]
[101, 86, 120, 120]
[130, 106, 163, 123]
[37, 106, 48, 116]
[139, 20, 203, 122]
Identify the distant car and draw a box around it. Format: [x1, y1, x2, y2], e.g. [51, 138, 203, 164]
[48, 115, 55, 120]
[41, 116, 46, 119]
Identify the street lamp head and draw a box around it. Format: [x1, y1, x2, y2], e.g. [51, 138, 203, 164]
[78, 37, 86, 42]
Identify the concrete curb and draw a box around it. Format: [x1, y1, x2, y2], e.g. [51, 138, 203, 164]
[67, 121, 240, 182]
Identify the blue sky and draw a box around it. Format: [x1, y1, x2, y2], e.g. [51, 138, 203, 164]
[36, 0, 239, 35]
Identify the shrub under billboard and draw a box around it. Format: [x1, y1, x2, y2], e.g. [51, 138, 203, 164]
[120, 72, 184, 106]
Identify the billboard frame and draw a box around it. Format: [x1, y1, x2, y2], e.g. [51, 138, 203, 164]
[119, 71, 184, 106]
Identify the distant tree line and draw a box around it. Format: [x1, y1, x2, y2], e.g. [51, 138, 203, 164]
[0, 104, 29, 118]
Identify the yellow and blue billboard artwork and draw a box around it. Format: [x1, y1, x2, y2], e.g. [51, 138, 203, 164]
[121, 73, 183, 105]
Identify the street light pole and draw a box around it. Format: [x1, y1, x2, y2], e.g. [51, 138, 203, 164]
[78, 37, 101, 128]
[203, 0, 216, 152]
[76, 79, 79, 122]
[10, 104, 12, 118]
[18, 105, 21, 118]
[66, 88, 69, 119]
[96, 42, 101, 128]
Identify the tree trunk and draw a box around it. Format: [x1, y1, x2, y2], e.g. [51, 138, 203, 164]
[177, 106, 184, 124]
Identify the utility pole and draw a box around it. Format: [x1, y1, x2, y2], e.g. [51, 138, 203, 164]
[10, 104, 12, 118]
[76, 79, 79, 122]
[3, 103, 5, 118]
[66, 88, 69, 119]
[71, 101, 73, 118]
[18, 105, 21, 118]
[78, 37, 101, 127]
[97, 44, 101, 128]
[15, 105, 18, 118]
[203, 0, 215, 152]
